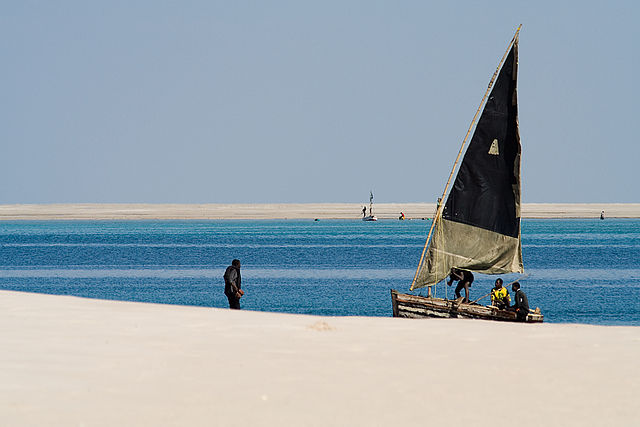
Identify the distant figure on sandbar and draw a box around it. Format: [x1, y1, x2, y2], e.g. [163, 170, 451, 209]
[600, 210, 605, 220]
[447, 267, 474, 303]
[490, 278, 510, 309]
[510, 282, 529, 322]
[399, 212, 405, 220]
[362, 206, 367, 218]
[223, 259, 244, 309]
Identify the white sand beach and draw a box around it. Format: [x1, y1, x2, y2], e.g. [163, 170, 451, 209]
[1, 290, 639, 426]
[0, 203, 639, 220]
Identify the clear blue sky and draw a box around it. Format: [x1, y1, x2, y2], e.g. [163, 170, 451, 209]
[2, 1, 638, 203]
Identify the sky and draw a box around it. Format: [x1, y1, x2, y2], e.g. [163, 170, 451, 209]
[1, 1, 638, 204]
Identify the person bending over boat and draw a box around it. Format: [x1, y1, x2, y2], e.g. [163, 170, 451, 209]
[223, 259, 244, 310]
[447, 268, 474, 303]
[510, 282, 529, 321]
[490, 278, 511, 309]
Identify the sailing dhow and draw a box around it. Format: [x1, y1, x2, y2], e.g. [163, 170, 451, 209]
[391, 26, 542, 322]
[363, 191, 377, 221]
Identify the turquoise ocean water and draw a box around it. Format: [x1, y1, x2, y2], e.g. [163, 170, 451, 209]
[0, 219, 638, 325]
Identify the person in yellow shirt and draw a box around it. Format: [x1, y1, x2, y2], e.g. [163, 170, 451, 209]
[490, 278, 510, 309]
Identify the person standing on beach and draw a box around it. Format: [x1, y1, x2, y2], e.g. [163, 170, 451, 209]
[511, 282, 529, 321]
[362, 206, 367, 218]
[447, 267, 474, 303]
[223, 259, 244, 309]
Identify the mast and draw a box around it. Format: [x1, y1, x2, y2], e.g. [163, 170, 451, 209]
[369, 191, 374, 216]
[410, 26, 522, 291]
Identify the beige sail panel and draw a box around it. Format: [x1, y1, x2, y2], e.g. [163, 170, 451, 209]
[413, 218, 523, 290]
[488, 139, 500, 155]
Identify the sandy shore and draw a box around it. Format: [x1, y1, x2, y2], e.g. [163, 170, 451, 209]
[0, 203, 639, 220]
[1, 291, 639, 426]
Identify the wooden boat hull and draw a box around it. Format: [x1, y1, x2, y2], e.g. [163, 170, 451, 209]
[391, 290, 543, 323]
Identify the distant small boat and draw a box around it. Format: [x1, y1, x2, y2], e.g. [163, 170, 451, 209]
[363, 191, 377, 221]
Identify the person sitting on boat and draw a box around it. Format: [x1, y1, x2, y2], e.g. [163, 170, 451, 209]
[490, 278, 510, 309]
[510, 282, 529, 322]
[447, 267, 474, 303]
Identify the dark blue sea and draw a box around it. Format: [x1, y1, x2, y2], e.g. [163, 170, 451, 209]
[0, 219, 638, 325]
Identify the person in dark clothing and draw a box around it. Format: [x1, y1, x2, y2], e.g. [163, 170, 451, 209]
[447, 267, 474, 303]
[223, 259, 244, 309]
[362, 206, 367, 218]
[511, 282, 529, 321]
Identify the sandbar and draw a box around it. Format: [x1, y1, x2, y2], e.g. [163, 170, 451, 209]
[0, 203, 639, 220]
[1, 290, 639, 426]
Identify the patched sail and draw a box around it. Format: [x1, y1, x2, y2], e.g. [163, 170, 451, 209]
[412, 36, 523, 290]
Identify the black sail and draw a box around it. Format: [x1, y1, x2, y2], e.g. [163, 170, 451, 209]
[413, 39, 523, 290]
[443, 44, 520, 237]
